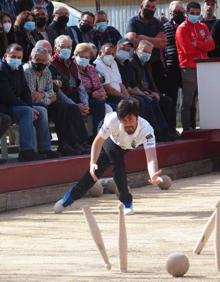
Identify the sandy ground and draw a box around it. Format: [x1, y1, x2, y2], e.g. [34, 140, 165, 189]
[1, 173, 220, 282]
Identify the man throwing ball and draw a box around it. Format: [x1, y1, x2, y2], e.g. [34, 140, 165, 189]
[54, 98, 161, 215]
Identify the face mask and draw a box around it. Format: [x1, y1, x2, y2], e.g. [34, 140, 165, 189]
[138, 52, 151, 63]
[96, 21, 108, 32]
[32, 62, 47, 72]
[36, 17, 47, 28]
[6, 58, 22, 70]
[142, 8, 155, 20]
[173, 12, 185, 24]
[102, 55, 114, 66]
[79, 21, 93, 33]
[57, 15, 69, 26]
[116, 50, 130, 62]
[75, 56, 90, 68]
[59, 48, 71, 60]
[24, 21, 36, 31]
[188, 14, 200, 24]
[3, 22, 12, 33]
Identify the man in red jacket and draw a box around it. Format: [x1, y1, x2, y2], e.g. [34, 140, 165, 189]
[176, 1, 215, 131]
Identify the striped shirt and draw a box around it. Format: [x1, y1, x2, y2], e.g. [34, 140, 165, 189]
[163, 20, 179, 68]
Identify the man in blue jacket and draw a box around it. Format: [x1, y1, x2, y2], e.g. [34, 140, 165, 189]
[0, 43, 58, 161]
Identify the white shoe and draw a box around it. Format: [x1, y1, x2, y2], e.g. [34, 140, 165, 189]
[124, 205, 134, 215]
[53, 199, 65, 214]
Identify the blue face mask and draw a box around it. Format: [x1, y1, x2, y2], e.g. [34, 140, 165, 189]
[24, 21, 36, 31]
[59, 48, 72, 60]
[116, 50, 130, 62]
[75, 56, 90, 68]
[188, 14, 200, 24]
[6, 58, 22, 70]
[138, 52, 151, 63]
[96, 21, 108, 32]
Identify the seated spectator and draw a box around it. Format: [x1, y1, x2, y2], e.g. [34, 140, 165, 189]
[16, 0, 54, 23]
[14, 11, 38, 62]
[49, 6, 71, 39]
[201, 0, 218, 31]
[23, 46, 90, 156]
[0, 44, 58, 161]
[32, 6, 56, 48]
[159, 12, 169, 24]
[94, 43, 129, 110]
[211, 18, 220, 57]
[0, 0, 17, 21]
[1, 11, 16, 45]
[116, 38, 171, 141]
[88, 42, 98, 65]
[68, 11, 97, 49]
[94, 10, 122, 49]
[176, 1, 215, 131]
[0, 19, 8, 58]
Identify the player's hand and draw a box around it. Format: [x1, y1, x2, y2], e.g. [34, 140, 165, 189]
[90, 163, 98, 181]
[149, 169, 162, 186]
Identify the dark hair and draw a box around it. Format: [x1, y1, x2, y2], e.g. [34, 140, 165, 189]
[81, 11, 95, 20]
[0, 11, 16, 45]
[14, 11, 35, 30]
[100, 42, 114, 52]
[117, 98, 139, 120]
[31, 6, 47, 13]
[6, 43, 23, 53]
[95, 10, 107, 17]
[186, 2, 201, 12]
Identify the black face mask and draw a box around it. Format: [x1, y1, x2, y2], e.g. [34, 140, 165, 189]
[57, 15, 69, 26]
[142, 8, 155, 20]
[32, 62, 47, 72]
[173, 12, 185, 24]
[79, 21, 93, 33]
[36, 17, 47, 28]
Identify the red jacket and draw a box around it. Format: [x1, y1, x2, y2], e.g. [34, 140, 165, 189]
[176, 19, 215, 68]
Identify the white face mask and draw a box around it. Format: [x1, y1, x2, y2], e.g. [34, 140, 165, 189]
[3, 22, 12, 33]
[102, 54, 114, 66]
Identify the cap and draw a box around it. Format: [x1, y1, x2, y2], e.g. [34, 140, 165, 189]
[117, 38, 134, 47]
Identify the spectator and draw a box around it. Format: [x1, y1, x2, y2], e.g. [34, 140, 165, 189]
[1, 11, 16, 46]
[201, 0, 218, 31]
[164, 1, 185, 128]
[159, 12, 169, 24]
[88, 42, 98, 65]
[126, 0, 167, 93]
[125, 39, 172, 141]
[176, 1, 215, 131]
[94, 10, 122, 49]
[0, 0, 17, 21]
[211, 19, 220, 57]
[68, 11, 96, 49]
[32, 6, 56, 47]
[49, 6, 72, 40]
[74, 43, 108, 135]
[14, 11, 38, 62]
[94, 43, 129, 110]
[0, 44, 58, 161]
[24, 46, 89, 156]
[0, 19, 8, 58]
[16, 0, 54, 23]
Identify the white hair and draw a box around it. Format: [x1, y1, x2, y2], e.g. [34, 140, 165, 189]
[138, 39, 154, 49]
[54, 35, 72, 48]
[31, 47, 49, 60]
[169, 1, 184, 14]
[54, 5, 69, 15]
[35, 40, 52, 49]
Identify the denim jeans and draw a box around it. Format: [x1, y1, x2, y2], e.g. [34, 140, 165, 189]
[12, 105, 51, 151]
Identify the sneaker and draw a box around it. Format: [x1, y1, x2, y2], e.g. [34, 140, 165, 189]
[123, 202, 134, 215]
[53, 191, 73, 213]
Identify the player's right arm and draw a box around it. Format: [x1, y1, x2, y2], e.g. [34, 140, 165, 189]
[90, 134, 105, 181]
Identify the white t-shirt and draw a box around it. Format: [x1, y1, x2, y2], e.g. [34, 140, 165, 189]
[94, 56, 122, 92]
[99, 112, 156, 150]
